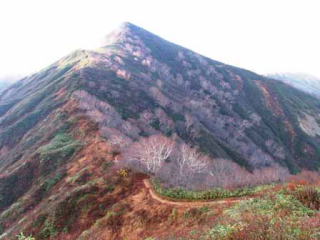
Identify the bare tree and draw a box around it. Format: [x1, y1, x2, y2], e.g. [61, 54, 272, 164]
[123, 136, 290, 189]
[251, 164, 289, 185]
[208, 159, 251, 188]
[175, 143, 209, 185]
[122, 135, 175, 174]
[207, 160, 290, 188]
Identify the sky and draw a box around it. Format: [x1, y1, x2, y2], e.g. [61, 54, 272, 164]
[0, 0, 319, 81]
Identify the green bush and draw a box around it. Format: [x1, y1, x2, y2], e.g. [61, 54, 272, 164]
[39, 219, 58, 238]
[226, 193, 314, 219]
[38, 133, 82, 175]
[16, 232, 35, 240]
[43, 172, 65, 192]
[152, 180, 255, 201]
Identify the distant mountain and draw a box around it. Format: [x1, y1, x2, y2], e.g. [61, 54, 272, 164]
[0, 22, 320, 239]
[0, 76, 20, 92]
[268, 73, 320, 98]
[0, 81, 10, 92]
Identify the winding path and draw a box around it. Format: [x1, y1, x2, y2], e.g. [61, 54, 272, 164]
[143, 179, 251, 207]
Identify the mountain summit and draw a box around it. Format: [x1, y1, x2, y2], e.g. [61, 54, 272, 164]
[0, 23, 320, 239]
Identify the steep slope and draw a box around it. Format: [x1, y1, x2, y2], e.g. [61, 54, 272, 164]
[0, 22, 320, 239]
[268, 73, 320, 98]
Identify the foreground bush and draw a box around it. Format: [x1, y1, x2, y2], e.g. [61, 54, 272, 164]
[206, 193, 317, 240]
[291, 186, 320, 210]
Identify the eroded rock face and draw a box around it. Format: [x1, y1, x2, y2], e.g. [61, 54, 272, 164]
[299, 113, 320, 137]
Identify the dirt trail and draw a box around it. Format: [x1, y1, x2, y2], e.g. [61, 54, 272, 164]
[143, 179, 250, 207]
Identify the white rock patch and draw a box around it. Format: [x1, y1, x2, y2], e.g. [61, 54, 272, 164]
[299, 114, 320, 137]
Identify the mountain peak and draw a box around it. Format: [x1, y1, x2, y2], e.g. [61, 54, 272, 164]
[119, 21, 139, 30]
[103, 22, 145, 46]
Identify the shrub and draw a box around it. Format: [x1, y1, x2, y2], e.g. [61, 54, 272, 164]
[289, 170, 320, 185]
[207, 224, 237, 239]
[38, 133, 77, 153]
[38, 133, 82, 175]
[39, 219, 58, 238]
[292, 187, 320, 210]
[219, 192, 317, 240]
[43, 172, 65, 192]
[152, 179, 255, 200]
[118, 169, 129, 177]
[16, 233, 35, 240]
[226, 193, 314, 220]
[184, 206, 213, 223]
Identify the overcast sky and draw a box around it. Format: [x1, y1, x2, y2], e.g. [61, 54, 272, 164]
[0, 0, 319, 81]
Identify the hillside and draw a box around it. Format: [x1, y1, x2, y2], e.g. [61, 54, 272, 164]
[0, 22, 320, 239]
[268, 73, 320, 99]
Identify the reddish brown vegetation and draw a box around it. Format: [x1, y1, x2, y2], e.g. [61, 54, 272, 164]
[293, 187, 320, 210]
[256, 81, 285, 117]
[256, 81, 296, 139]
[288, 170, 320, 185]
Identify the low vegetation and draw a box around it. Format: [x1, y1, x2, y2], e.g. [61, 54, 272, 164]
[152, 179, 269, 201]
[202, 187, 319, 240]
[16, 233, 35, 240]
[38, 133, 82, 175]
